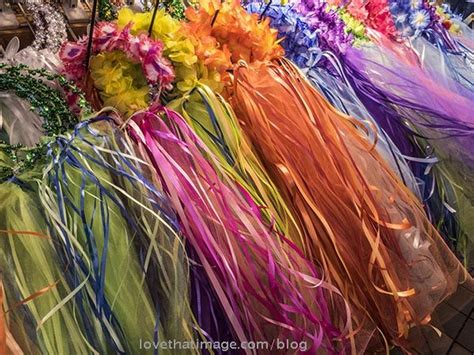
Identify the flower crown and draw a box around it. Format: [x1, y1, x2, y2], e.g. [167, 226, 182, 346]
[117, 8, 203, 94]
[184, 0, 284, 90]
[388, 0, 439, 38]
[60, 22, 174, 115]
[434, 3, 462, 34]
[249, 2, 356, 55]
[325, 0, 399, 38]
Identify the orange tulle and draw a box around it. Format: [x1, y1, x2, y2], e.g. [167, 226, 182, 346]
[230, 59, 469, 352]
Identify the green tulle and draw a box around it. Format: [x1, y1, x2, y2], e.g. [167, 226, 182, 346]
[0, 63, 196, 352]
[436, 158, 474, 271]
[46, 151, 156, 353]
[0, 150, 92, 354]
[0, 121, 197, 354]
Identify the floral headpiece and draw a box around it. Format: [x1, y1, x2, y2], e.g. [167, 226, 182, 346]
[337, 8, 369, 44]
[248, 2, 354, 65]
[117, 8, 205, 94]
[322, 0, 399, 38]
[184, 0, 284, 89]
[116, 2, 282, 95]
[388, 0, 439, 38]
[117, 8, 227, 94]
[433, 3, 462, 34]
[60, 22, 174, 115]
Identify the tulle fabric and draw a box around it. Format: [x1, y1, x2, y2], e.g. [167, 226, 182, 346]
[230, 58, 468, 352]
[0, 278, 24, 354]
[346, 41, 473, 127]
[344, 42, 474, 268]
[451, 20, 474, 51]
[43, 120, 197, 353]
[244, 0, 467, 263]
[1, 37, 62, 72]
[126, 104, 349, 352]
[0, 118, 197, 354]
[307, 65, 421, 197]
[409, 35, 474, 90]
[307, 63, 464, 257]
[0, 175, 89, 354]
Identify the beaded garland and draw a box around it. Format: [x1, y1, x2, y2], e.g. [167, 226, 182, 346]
[0, 64, 90, 179]
[0, 64, 89, 134]
[26, 0, 68, 51]
[388, 0, 439, 38]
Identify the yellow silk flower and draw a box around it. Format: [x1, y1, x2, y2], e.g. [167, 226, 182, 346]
[90, 51, 149, 116]
[117, 8, 225, 94]
[435, 6, 461, 34]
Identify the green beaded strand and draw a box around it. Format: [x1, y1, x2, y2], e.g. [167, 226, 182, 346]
[0, 64, 91, 179]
